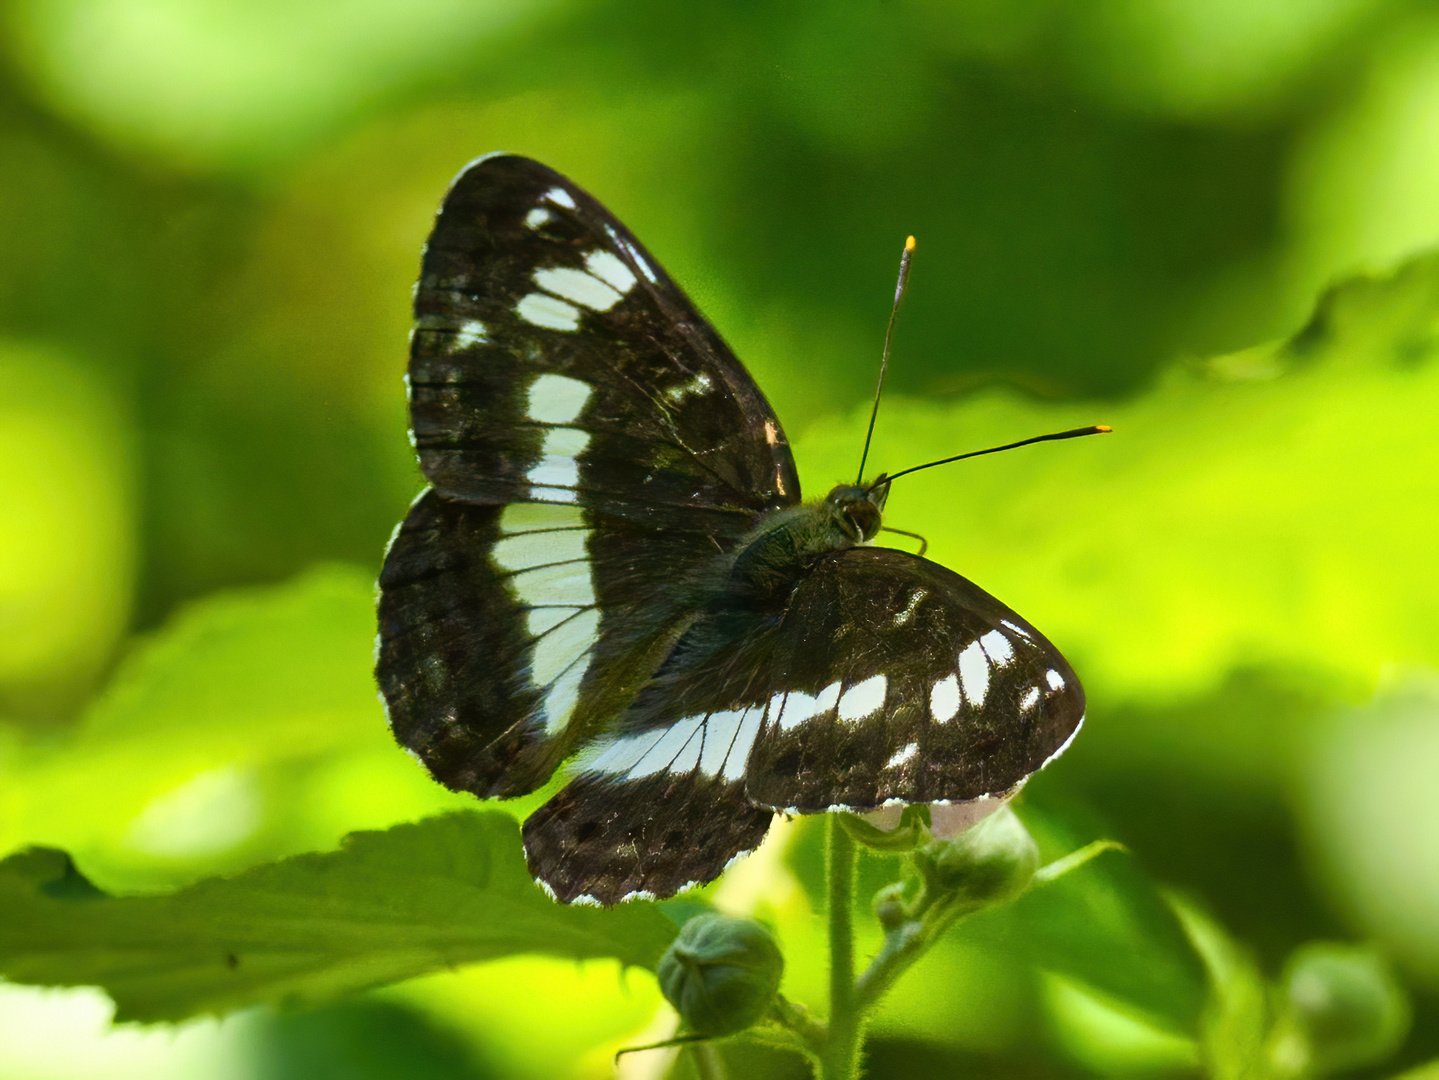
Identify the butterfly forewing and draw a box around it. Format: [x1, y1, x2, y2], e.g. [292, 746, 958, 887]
[409, 154, 799, 520]
[379, 155, 800, 799]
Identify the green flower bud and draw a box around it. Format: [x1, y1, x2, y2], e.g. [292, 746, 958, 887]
[919, 804, 1039, 906]
[657, 913, 784, 1037]
[1274, 943, 1409, 1075]
[872, 882, 909, 931]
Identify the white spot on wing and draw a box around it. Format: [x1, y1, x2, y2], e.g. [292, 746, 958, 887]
[777, 690, 814, 732]
[607, 227, 659, 282]
[517, 292, 581, 331]
[929, 674, 961, 722]
[527, 453, 580, 492]
[979, 629, 1014, 666]
[894, 591, 925, 627]
[958, 641, 989, 709]
[575, 733, 641, 776]
[531, 609, 599, 686]
[721, 706, 765, 783]
[534, 265, 624, 312]
[666, 724, 706, 776]
[525, 207, 552, 229]
[1019, 686, 1041, 712]
[665, 371, 713, 403]
[838, 674, 887, 722]
[526, 606, 582, 638]
[525, 426, 590, 494]
[527, 374, 591, 424]
[500, 502, 585, 533]
[541, 425, 589, 458]
[1046, 669, 1065, 692]
[452, 320, 487, 348]
[492, 527, 588, 572]
[626, 716, 706, 778]
[543, 660, 588, 734]
[491, 402, 600, 728]
[523, 425, 590, 497]
[543, 186, 576, 209]
[779, 682, 841, 731]
[511, 560, 595, 606]
[528, 485, 578, 504]
[884, 742, 918, 770]
[698, 708, 747, 776]
[585, 249, 637, 296]
[768, 692, 788, 729]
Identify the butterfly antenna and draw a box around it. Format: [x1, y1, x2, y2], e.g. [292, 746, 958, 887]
[856, 235, 917, 486]
[872, 425, 1111, 492]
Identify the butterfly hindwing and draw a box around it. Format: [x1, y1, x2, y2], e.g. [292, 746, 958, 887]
[522, 772, 772, 905]
[378, 155, 800, 798]
[743, 547, 1085, 812]
[519, 546, 1083, 903]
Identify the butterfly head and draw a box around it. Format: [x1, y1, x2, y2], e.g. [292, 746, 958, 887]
[825, 481, 889, 544]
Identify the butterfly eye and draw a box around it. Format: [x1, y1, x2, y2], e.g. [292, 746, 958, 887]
[844, 500, 882, 542]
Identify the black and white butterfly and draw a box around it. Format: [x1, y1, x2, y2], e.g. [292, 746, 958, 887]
[376, 154, 1087, 905]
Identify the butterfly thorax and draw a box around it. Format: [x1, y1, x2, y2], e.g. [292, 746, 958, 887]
[721, 483, 889, 609]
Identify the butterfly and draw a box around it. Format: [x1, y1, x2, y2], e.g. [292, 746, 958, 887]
[376, 154, 1088, 905]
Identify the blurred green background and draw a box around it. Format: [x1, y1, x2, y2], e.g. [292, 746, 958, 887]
[2, 0, 1438, 1076]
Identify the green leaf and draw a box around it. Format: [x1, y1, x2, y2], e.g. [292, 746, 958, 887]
[964, 806, 1207, 1035]
[0, 566, 384, 849]
[0, 811, 677, 1023]
[1164, 889, 1271, 1080]
[0, 566, 494, 888]
[1389, 1061, 1439, 1080]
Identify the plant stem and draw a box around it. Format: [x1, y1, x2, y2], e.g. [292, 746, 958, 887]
[689, 1042, 728, 1080]
[770, 995, 828, 1058]
[821, 815, 861, 1080]
[854, 896, 966, 1014]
